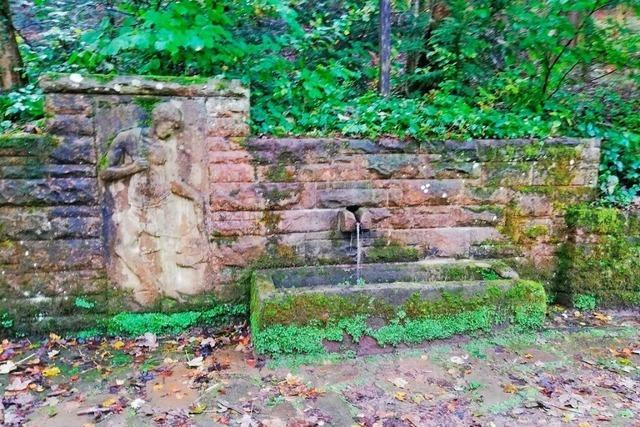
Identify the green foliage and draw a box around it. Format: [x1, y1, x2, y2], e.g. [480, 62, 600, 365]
[104, 303, 247, 336]
[0, 85, 44, 132]
[573, 294, 597, 311]
[0, 311, 13, 330]
[74, 297, 96, 310]
[8, 0, 640, 204]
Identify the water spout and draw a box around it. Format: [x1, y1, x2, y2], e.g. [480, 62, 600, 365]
[356, 222, 362, 282]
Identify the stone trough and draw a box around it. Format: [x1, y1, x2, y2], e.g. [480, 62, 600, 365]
[250, 259, 547, 354]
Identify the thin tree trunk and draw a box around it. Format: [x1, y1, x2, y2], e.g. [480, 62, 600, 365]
[379, 0, 392, 96]
[0, 0, 23, 90]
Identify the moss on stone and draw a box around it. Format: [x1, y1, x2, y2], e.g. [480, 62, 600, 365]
[260, 211, 281, 233]
[556, 204, 640, 308]
[524, 225, 549, 239]
[365, 239, 421, 263]
[265, 161, 295, 182]
[133, 96, 163, 126]
[252, 279, 546, 354]
[565, 204, 623, 234]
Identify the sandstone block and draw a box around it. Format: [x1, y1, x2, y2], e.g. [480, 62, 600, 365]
[47, 114, 94, 136]
[49, 137, 97, 164]
[207, 116, 250, 137]
[0, 178, 98, 206]
[209, 163, 255, 183]
[45, 94, 94, 116]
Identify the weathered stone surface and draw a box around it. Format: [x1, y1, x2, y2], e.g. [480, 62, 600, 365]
[100, 101, 212, 304]
[0, 269, 107, 296]
[206, 96, 250, 117]
[384, 179, 467, 207]
[0, 164, 95, 179]
[207, 116, 250, 137]
[0, 239, 104, 271]
[316, 181, 387, 208]
[337, 210, 357, 232]
[387, 227, 503, 257]
[45, 94, 94, 115]
[212, 236, 267, 267]
[0, 178, 98, 206]
[211, 182, 315, 211]
[40, 74, 249, 98]
[209, 163, 255, 182]
[0, 75, 603, 316]
[46, 114, 94, 136]
[49, 137, 97, 164]
[0, 207, 101, 240]
[277, 209, 337, 234]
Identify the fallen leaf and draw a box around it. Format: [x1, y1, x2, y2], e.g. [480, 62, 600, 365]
[389, 377, 408, 388]
[130, 398, 146, 409]
[187, 356, 204, 368]
[42, 366, 61, 377]
[0, 360, 17, 374]
[450, 355, 468, 365]
[111, 340, 125, 350]
[101, 397, 117, 408]
[6, 377, 32, 391]
[502, 383, 518, 393]
[189, 402, 207, 414]
[395, 391, 407, 401]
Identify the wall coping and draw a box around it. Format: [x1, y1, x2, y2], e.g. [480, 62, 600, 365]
[39, 73, 249, 98]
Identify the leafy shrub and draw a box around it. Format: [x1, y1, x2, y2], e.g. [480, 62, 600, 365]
[572, 294, 597, 311]
[8, 0, 640, 203]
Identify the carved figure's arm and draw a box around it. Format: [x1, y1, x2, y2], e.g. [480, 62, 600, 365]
[99, 130, 148, 181]
[100, 161, 148, 181]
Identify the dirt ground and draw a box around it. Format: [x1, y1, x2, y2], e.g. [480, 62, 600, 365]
[1, 308, 639, 427]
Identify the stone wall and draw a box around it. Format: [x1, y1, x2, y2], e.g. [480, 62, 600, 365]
[0, 74, 602, 332]
[209, 137, 600, 280]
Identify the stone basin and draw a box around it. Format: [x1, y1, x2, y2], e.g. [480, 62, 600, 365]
[250, 260, 547, 355]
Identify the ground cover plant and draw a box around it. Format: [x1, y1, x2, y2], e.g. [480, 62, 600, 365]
[2, 0, 639, 204]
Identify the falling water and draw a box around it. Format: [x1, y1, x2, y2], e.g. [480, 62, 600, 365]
[356, 222, 362, 282]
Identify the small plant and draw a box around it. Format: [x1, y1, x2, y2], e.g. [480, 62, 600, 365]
[573, 294, 597, 311]
[74, 297, 96, 309]
[479, 268, 500, 281]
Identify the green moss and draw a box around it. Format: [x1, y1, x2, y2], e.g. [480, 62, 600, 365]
[565, 204, 623, 234]
[365, 239, 421, 263]
[252, 280, 547, 354]
[252, 242, 302, 269]
[260, 211, 281, 233]
[265, 161, 295, 182]
[499, 202, 525, 244]
[556, 205, 640, 307]
[44, 72, 214, 86]
[524, 224, 548, 239]
[133, 96, 162, 126]
[0, 133, 57, 159]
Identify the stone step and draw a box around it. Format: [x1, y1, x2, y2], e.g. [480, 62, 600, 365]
[250, 260, 546, 355]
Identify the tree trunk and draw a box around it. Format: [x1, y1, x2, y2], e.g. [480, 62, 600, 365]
[379, 0, 392, 96]
[0, 0, 24, 90]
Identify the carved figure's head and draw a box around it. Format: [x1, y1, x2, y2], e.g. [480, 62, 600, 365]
[152, 102, 183, 140]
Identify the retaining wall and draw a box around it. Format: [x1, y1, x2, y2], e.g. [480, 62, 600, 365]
[0, 74, 601, 332]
